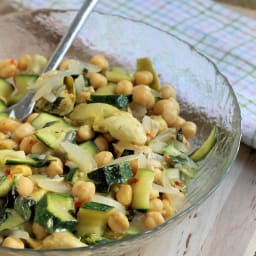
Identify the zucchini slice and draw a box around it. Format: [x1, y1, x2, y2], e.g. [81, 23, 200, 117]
[0, 209, 25, 232]
[35, 121, 75, 149]
[94, 83, 116, 95]
[136, 57, 161, 91]
[31, 112, 64, 129]
[189, 126, 219, 162]
[0, 99, 7, 111]
[131, 168, 154, 211]
[89, 94, 132, 109]
[0, 175, 14, 197]
[34, 192, 77, 233]
[14, 73, 39, 97]
[87, 162, 133, 193]
[77, 201, 114, 236]
[0, 78, 14, 101]
[79, 140, 98, 156]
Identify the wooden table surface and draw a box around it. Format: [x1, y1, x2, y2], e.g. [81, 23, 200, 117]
[126, 3, 256, 256]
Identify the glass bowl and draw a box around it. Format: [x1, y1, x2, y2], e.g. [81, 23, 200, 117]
[0, 9, 241, 256]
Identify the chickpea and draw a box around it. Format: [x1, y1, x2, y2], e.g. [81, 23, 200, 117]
[0, 132, 6, 140]
[144, 211, 165, 229]
[10, 165, 32, 177]
[90, 54, 109, 71]
[28, 54, 47, 73]
[59, 58, 72, 70]
[132, 85, 155, 108]
[107, 211, 130, 233]
[26, 113, 39, 123]
[1, 236, 24, 249]
[0, 118, 20, 133]
[0, 59, 17, 78]
[172, 116, 186, 129]
[153, 98, 179, 115]
[149, 198, 164, 212]
[16, 176, 34, 196]
[32, 222, 48, 240]
[134, 71, 153, 85]
[94, 136, 109, 151]
[12, 123, 35, 142]
[94, 151, 113, 167]
[17, 54, 32, 71]
[160, 84, 176, 99]
[31, 141, 48, 154]
[182, 121, 197, 139]
[0, 139, 18, 149]
[153, 168, 163, 185]
[115, 80, 133, 94]
[116, 184, 132, 207]
[89, 73, 107, 89]
[46, 157, 63, 178]
[72, 181, 95, 203]
[162, 108, 178, 127]
[162, 199, 175, 219]
[76, 125, 95, 142]
[76, 91, 91, 103]
[149, 188, 160, 199]
[19, 135, 37, 153]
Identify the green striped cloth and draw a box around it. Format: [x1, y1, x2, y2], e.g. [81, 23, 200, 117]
[7, 0, 256, 148]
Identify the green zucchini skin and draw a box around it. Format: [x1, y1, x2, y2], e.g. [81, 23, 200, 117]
[0, 99, 7, 111]
[190, 126, 219, 162]
[31, 112, 64, 129]
[0, 175, 13, 197]
[0, 209, 25, 232]
[89, 94, 132, 109]
[87, 162, 133, 193]
[34, 192, 77, 233]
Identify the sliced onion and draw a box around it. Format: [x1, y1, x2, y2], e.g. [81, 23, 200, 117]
[161, 170, 181, 194]
[32, 175, 71, 193]
[61, 141, 97, 173]
[0, 229, 30, 240]
[149, 140, 167, 154]
[104, 154, 140, 167]
[137, 153, 149, 169]
[148, 152, 164, 162]
[142, 115, 160, 138]
[151, 128, 176, 143]
[74, 75, 86, 94]
[92, 193, 126, 214]
[69, 59, 101, 73]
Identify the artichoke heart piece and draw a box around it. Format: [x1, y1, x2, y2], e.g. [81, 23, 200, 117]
[69, 103, 120, 126]
[69, 103, 147, 145]
[97, 112, 147, 145]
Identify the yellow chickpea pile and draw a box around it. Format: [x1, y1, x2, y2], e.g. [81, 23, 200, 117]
[0, 53, 198, 249]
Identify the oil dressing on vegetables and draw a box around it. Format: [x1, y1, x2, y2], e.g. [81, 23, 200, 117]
[0, 54, 218, 249]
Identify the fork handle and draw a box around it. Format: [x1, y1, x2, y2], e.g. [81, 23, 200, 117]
[43, 0, 99, 72]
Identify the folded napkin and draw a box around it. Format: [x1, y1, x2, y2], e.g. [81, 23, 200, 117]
[8, 0, 256, 148]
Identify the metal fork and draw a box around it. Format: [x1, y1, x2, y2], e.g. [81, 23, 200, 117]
[4, 0, 98, 121]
